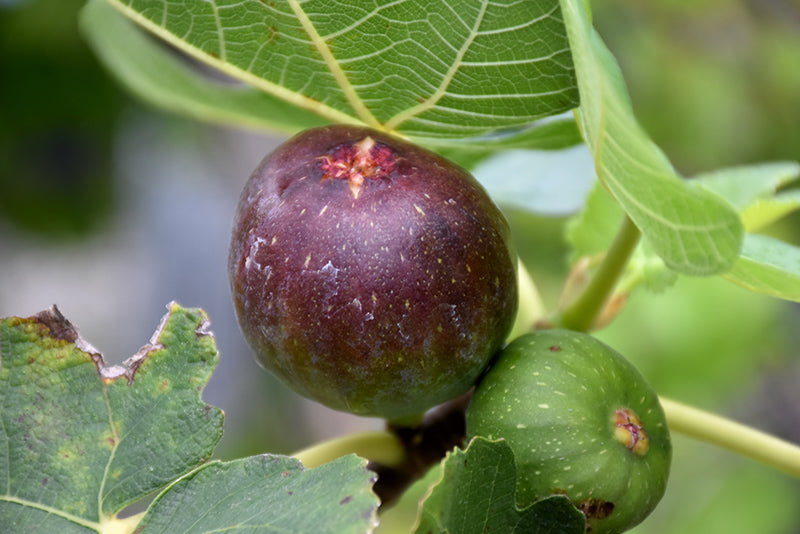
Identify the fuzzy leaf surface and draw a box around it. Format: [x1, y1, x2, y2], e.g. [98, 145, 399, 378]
[0, 303, 223, 530]
[88, 0, 579, 141]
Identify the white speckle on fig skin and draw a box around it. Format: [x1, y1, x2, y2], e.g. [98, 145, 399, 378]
[229, 125, 517, 419]
[467, 330, 672, 534]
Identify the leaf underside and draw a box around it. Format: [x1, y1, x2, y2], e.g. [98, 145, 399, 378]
[559, 0, 743, 277]
[83, 0, 800, 300]
[91, 0, 579, 143]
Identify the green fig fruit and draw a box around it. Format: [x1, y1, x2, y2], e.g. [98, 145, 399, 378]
[467, 330, 671, 533]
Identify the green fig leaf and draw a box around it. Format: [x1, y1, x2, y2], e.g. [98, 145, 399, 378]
[435, 117, 583, 170]
[415, 437, 585, 534]
[0, 304, 380, 533]
[560, 0, 743, 276]
[690, 162, 800, 301]
[80, 0, 327, 134]
[0, 303, 223, 528]
[693, 162, 800, 212]
[693, 161, 800, 232]
[566, 181, 678, 294]
[723, 234, 800, 302]
[82, 0, 579, 141]
[741, 190, 800, 234]
[568, 163, 800, 300]
[137, 454, 378, 533]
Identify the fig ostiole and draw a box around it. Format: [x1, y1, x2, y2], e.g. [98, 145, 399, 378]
[466, 330, 671, 534]
[229, 125, 517, 419]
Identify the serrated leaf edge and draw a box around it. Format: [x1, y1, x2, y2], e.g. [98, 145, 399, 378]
[410, 449, 450, 533]
[31, 301, 209, 386]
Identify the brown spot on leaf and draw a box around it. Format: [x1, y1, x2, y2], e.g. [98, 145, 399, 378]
[194, 315, 213, 338]
[34, 306, 78, 343]
[340, 495, 353, 505]
[549, 345, 561, 352]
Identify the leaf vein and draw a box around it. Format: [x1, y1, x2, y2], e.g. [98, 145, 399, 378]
[285, 0, 380, 127]
[384, 0, 491, 130]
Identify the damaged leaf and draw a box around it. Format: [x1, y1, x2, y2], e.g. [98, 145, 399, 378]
[0, 303, 380, 533]
[0, 303, 223, 528]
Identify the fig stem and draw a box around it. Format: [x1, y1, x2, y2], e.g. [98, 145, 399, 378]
[292, 430, 406, 469]
[661, 397, 800, 478]
[558, 215, 641, 332]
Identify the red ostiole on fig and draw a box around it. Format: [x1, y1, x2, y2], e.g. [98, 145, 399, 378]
[229, 125, 517, 419]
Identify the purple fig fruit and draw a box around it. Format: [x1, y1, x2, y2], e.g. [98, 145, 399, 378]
[229, 125, 517, 419]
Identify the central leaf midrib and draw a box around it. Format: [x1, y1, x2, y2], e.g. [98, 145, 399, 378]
[286, 0, 381, 129]
[384, 0, 491, 131]
[96, 379, 119, 519]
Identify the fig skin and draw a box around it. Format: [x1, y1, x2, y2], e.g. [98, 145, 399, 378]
[229, 125, 517, 419]
[467, 330, 671, 534]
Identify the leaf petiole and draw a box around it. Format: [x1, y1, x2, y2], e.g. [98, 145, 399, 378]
[557, 214, 641, 332]
[660, 397, 800, 478]
[292, 430, 406, 469]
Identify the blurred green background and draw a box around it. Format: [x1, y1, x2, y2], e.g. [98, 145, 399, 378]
[1, 0, 799, 532]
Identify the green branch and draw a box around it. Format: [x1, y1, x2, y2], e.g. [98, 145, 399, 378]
[558, 215, 641, 332]
[661, 397, 800, 478]
[292, 430, 406, 469]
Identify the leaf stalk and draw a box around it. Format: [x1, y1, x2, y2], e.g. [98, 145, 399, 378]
[558, 214, 641, 331]
[661, 397, 800, 478]
[293, 430, 406, 469]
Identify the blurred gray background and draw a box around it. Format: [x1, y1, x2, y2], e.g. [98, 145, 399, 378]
[2, 1, 800, 532]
